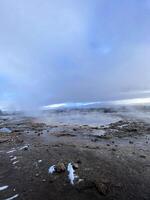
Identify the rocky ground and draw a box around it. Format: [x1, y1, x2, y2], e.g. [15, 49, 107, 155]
[0, 111, 150, 200]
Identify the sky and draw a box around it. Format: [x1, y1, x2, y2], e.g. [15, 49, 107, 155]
[0, 0, 150, 110]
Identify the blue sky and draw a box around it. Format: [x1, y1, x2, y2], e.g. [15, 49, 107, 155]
[0, 0, 150, 109]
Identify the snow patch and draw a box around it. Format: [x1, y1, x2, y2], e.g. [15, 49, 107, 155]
[0, 185, 8, 191]
[10, 156, 17, 161]
[48, 165, 55, 174]
[12, 161, 19, 165]
[67, 163, 78, 185]
[19, 145, 29, 150]
[7, 149, 16, 154]
[4, 194, 19, 200]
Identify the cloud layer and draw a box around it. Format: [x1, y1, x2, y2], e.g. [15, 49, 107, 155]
[0, 0, 150, 109]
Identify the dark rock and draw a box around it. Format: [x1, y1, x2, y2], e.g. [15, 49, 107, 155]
[140, 155, 146, 159]
[91, 138, 98, 142]
[95, 181, 108, 195]
[129, 141, 134, 144]
[76, 159, 82, 164]
[112, 148, 116, 152]
[73, 163, 79, 169]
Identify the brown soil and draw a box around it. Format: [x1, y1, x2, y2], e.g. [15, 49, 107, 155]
[0, 114, 150, 200]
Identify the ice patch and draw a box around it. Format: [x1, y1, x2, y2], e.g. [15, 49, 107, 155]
[48, 165, 55, 174]
[7, 149, 16, 154]
[67, 163, 78, 185]
[0, 128, 11, 134]
[10, 156, 17, 161]
[4, 194, 19, 200]
[0, 185, 8, 191]
[12, 161, 19, 165]
[19, 145, 29, 150]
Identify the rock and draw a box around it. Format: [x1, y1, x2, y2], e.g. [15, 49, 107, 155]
[20, 145, 29, 151]
[95, 181, 108, 195]
[23, 146, 29, 151]
[0, 138, 9, 143]
[72, 163, 79, 169]
[35, 173, 39, 177]
[55, 162, 66, 173]
[91, 138, 98, 142]
[112, 148, 116, 152]
[129, 141, 134, 144]
[76, 159, 82, 164]
[140, 155, 146, 159]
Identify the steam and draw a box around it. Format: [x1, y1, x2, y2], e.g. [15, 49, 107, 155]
[0, 0, 150, 110]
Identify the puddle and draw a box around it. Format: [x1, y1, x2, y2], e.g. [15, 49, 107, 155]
[41, 110, 121, 126]
[0, 128, 12, 134]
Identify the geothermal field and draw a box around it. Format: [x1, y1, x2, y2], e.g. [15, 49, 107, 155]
[0, 105, 150, 200]
[1, 0, 150, 199]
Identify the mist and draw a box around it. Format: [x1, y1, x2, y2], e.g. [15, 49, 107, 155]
[0, 0, 150, 110]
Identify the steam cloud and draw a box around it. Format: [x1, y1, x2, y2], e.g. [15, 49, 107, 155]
[0, 0, 150, 110]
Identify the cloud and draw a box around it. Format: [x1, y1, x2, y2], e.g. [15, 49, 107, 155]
[0, 0, 150, 109]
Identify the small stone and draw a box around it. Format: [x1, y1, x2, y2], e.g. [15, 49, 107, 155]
[95, 182, 108, 195]
[140, 155, 146, 159]
[129, 141, 134, 144]
[76, 160, 82, 164]
[112, 148, 116, 152]
[73, 163, 79, 169]
[91, 138, 98, 142]
[35, 173, 39, 177]
[55, 162, 66, 173]
[24, 146, 28, 151]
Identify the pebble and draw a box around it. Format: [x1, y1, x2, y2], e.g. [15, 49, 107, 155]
[55, 162, 66, 173]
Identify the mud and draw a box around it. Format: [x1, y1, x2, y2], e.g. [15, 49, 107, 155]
[0, 110, 150, 200]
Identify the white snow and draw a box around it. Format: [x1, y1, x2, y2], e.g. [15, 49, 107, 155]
[12, 161, 19, 165]
[19, 145, 28, 150]
[7, 150, 16, 154]
[48, 165, 55, 174]
[0, 185, 8, 191]
[67, 163, 77, 185]
[4, 194, 19, 200]
[10, 156, 17, 161]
